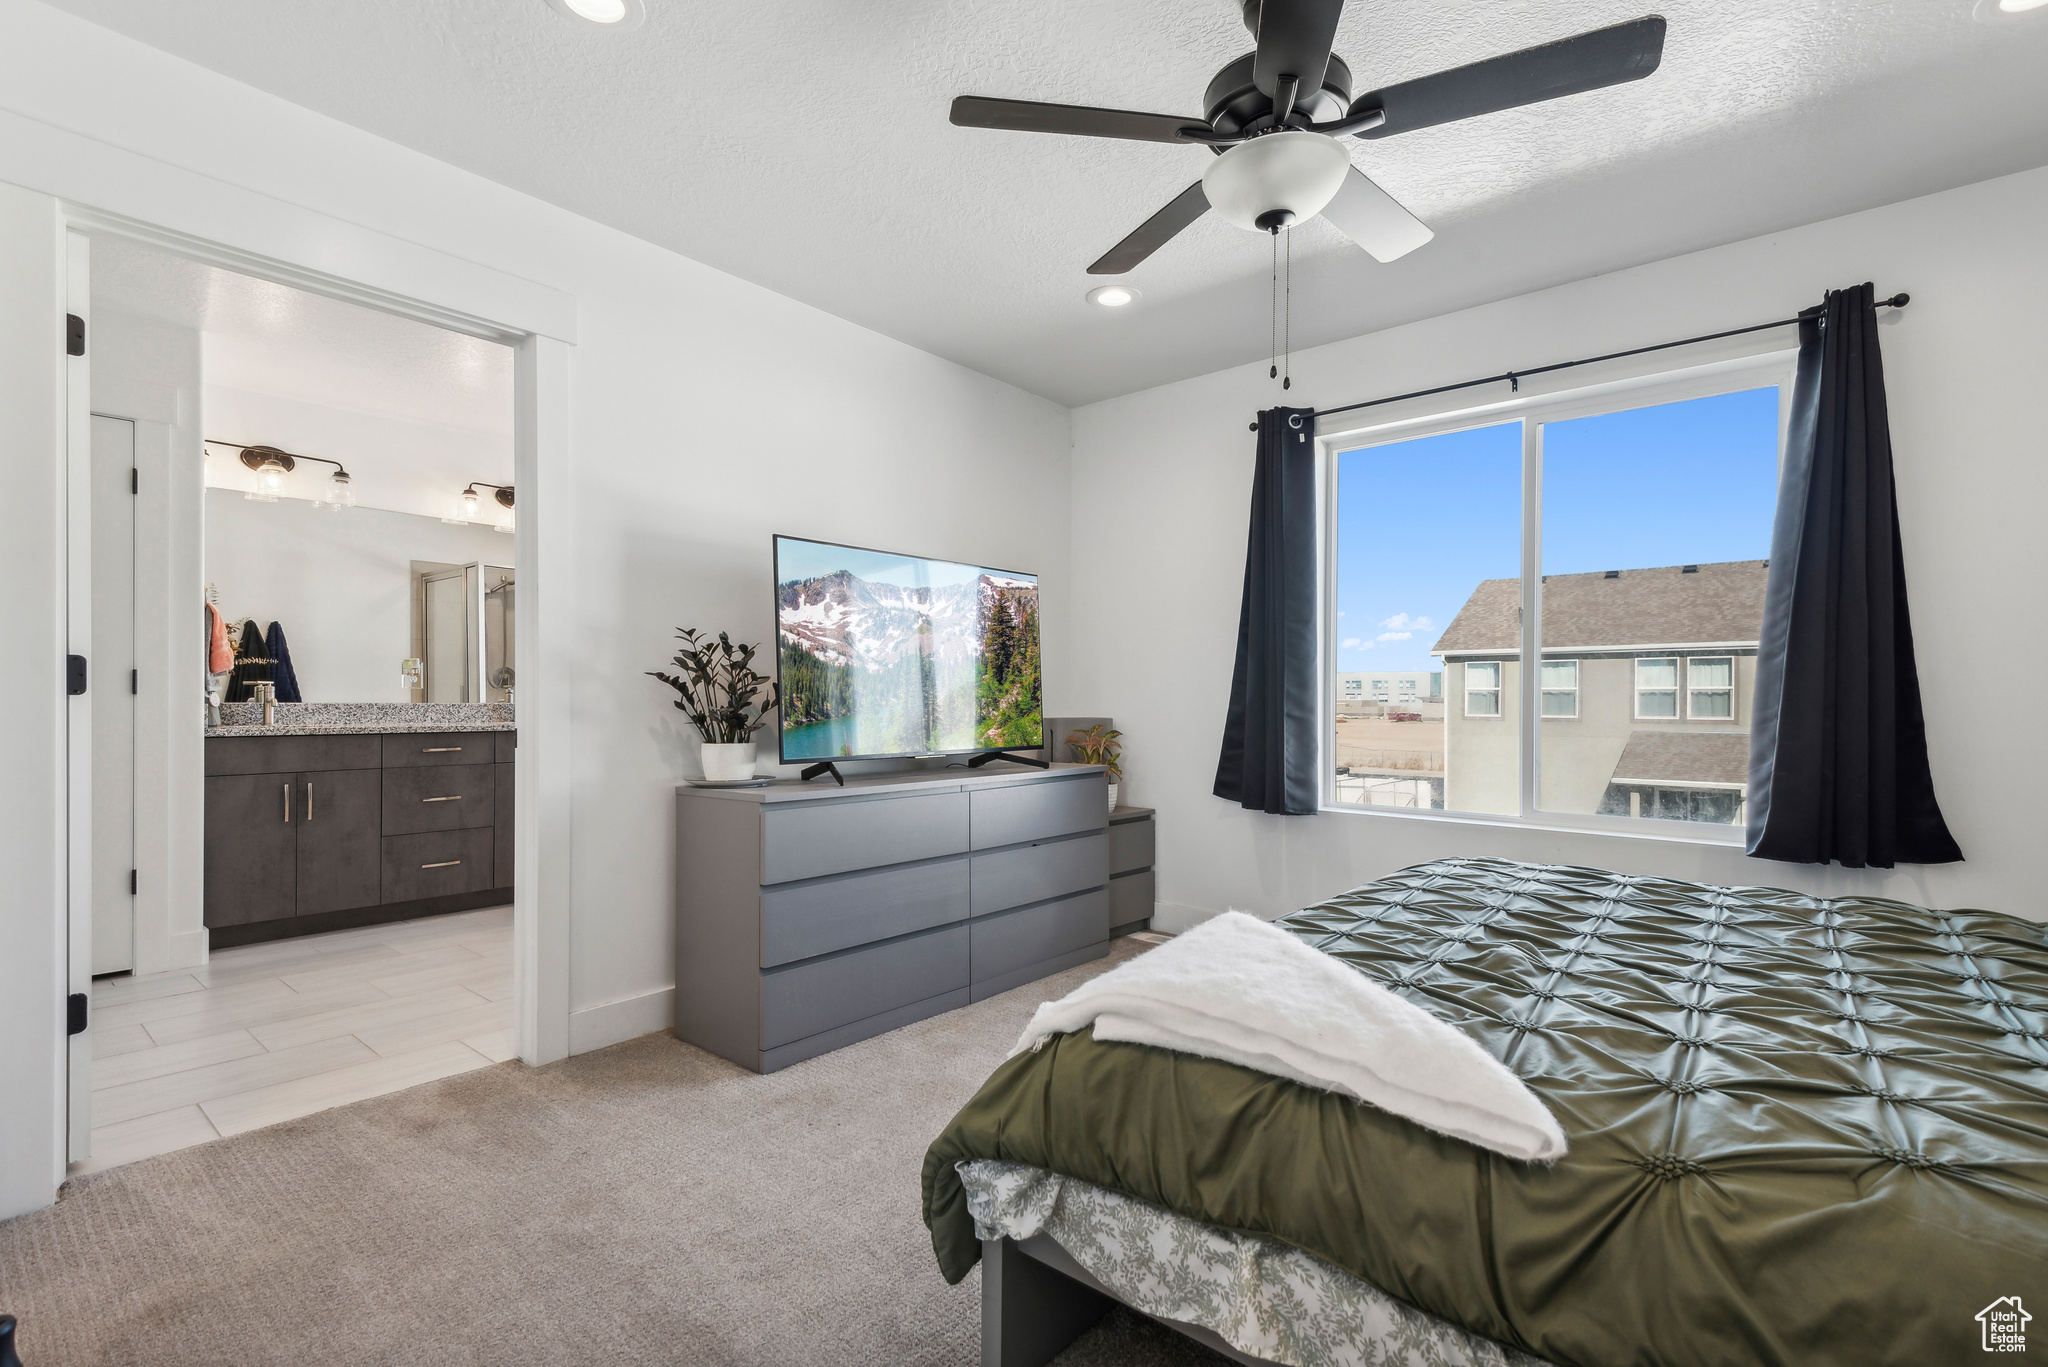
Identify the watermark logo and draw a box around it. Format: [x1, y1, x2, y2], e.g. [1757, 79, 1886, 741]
[1979, 1297, 2030, 1353]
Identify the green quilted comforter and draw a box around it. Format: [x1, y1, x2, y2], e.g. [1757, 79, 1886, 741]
[923, 857, 2048, 1367]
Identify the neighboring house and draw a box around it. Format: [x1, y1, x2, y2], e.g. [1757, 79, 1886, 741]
[1431, 561, 1767, 822]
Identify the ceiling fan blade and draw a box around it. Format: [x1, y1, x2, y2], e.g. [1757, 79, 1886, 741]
[1088, 181, 1211, 275]
[1319, 166, 1433, 263]
[1250, 0, 1346, 100]
[950, 95, 1205, 144]
[1354, 15, 1666, 140]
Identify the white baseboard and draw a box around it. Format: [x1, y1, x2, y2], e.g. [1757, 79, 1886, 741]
[568, 986, 674, 1055]
[1149, 901, 1223, 934]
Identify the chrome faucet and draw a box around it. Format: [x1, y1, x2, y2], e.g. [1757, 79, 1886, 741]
[254, 681, 277, 726]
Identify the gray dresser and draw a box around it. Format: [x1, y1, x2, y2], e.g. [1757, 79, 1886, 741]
[1107, 805, 1156, 937]
[203, 728, 513, 947]
[675, 764, 1111, 1073]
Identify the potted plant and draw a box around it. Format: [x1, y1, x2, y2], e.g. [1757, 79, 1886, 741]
[1067, 724, 1123, 812]
[649, 629, 780, 781]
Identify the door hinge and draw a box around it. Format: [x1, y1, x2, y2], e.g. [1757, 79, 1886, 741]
[66, 313, 84, 357]
[66, 654, 87, 695]
[131, 668, 138, 695]
[130, 868, 137, 896]
[67, 993, 87, 1035]
[131, 467, 139, 495]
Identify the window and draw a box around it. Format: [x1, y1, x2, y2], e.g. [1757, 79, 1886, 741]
[1634, 658, 1679, 718]
[1540, 660, 1579, 717]
[1331, 370, 1784, 835]
[1465, 662, 1502, 716]
[1688, 657, 1734, 718]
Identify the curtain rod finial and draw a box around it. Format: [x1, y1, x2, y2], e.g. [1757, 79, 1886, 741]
[1883, 292, 1909, 308]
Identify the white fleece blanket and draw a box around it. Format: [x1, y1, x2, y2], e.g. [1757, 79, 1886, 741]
[1013, 912, 1566, 1162]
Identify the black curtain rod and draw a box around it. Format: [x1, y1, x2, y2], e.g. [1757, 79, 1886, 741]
[1254, 292, 1909, 430]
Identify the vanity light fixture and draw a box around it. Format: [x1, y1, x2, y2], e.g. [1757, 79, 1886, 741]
[1087, 285, 1139, 308]
[444, 481, 514, 528]
[543, 0, 646, 28]
[208, 441, 356, 508]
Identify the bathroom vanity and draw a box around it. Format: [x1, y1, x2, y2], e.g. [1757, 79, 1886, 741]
[203, 705, 514, 947]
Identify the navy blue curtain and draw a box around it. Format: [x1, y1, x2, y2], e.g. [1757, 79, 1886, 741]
[1746, 283, 1960, 868]
[1214, 407, 1320, 815]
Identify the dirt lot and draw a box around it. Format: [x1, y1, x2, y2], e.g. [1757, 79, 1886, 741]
[1333, 716, 1444, 773]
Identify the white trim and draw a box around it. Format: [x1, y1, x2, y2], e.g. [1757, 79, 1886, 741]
[567, 986, 671, 1055]
[1539, 658, 1580, 718]
[1441, 639, 1760, 658]
[1612, 776, 1749, 791]
[1686, 655, 1737, 721]
[64, 228, 93, 1163]
[1634, 656, 1682, 720]
[1462, 660, 1503, 717]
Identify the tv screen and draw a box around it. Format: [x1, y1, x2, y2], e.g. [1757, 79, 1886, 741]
[774, 535, 1042, 763]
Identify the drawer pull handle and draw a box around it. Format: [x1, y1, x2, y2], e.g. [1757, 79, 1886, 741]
[421, 795, 463, 803]
[422, 746, 463, 753]
[305, 782, 313, 822]
[421, 860, 462, 869]
[283, 782, 292, 823]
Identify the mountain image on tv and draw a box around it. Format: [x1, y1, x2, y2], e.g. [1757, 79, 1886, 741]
[774, 537, 1041, 761]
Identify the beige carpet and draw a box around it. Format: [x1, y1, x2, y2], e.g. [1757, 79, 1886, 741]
[0, 938, 1231, 1367]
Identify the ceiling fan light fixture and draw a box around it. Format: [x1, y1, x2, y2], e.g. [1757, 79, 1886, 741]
[1201, 131, 1353, 233]
[1087, 285, 1139, 308]
[543, 0, 645, 29]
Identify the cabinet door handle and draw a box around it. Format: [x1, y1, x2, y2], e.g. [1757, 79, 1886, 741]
[422, 746, 462, 753]
[421, 795, 462, 803]
[284, 782, 292, 823]
[421, 860, 462, 869]
[305, 782, 314, 822]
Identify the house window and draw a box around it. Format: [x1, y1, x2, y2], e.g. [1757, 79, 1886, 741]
[1540, 660, 1579, 717]
[1330, 370, 1784, 834]
[1634, 658, 1680, 718]
[1465, 662, 1502, 717]
[1688, 657, 1734, 719]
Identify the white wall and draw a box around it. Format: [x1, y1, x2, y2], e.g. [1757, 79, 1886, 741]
[1070, 165, 2048, 928]
[0, 0, 1074, 1180]
[205, 489, 510, 703]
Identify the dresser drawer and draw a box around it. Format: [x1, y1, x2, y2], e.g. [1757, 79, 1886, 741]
[970, 889, 1107, 985]
[969, 832, 1107, 917]
[760, 923, 969, 1049]
[1109, 868, 1155, 930]
[761, 856, 969, 968]
[382, 763, 496, 835]
[381, 732, 497, 768]
[969, 774, 1105, 850]
[760, 791, 970, 885]
[381, 828, 494, 902]
[1108, 816, 1155, 874]
[205, 733, 381, 776]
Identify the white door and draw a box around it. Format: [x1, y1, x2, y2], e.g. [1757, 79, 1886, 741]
[91, 414, 136, 975]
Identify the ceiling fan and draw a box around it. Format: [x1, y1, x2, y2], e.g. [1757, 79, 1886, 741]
[950, 2, 1667, 274]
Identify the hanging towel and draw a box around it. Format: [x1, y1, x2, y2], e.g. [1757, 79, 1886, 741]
[206, 602, 233, 675]
[265, 621, 302, 702]
[224, 620, 271, 703]
[1013, 911, 1567, 1163]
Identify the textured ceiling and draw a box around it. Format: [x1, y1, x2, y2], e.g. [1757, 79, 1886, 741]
[45, 0, 2048, 405]
[92, 234, 514, 517]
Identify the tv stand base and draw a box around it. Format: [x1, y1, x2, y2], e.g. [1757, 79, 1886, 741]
[967, 749, 1051, 771]
[799, 760, 846, 786]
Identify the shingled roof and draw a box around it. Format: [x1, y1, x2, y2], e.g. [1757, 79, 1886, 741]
[1432, 560, 1767, 655]
[1610, 731, 1751, 788]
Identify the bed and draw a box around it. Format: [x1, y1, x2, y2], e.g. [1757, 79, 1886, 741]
[922, 857, 2048, 1367]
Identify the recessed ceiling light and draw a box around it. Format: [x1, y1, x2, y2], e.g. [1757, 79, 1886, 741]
[1975, 0, 2044, 19]
[545, 0, 645, 29]
[1087, 285, 1139, 308]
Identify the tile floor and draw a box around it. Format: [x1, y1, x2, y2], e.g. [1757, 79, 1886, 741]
[77, 905, 512, 1175]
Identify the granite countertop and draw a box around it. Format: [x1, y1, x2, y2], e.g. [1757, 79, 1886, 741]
[207, 702, 515, 738]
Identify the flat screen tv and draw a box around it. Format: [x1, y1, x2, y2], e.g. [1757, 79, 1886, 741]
[773, 534, 1042, 763]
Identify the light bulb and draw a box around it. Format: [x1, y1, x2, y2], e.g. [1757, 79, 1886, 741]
[564, 0, 626, 18]
[1087, 286, 1138, 307]
[327, 472, 355, 510]
[461, 488, 481, 519]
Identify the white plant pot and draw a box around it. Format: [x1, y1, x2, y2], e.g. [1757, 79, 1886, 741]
[1107, 781, 1119, 813]
[700, 741, 758, 782]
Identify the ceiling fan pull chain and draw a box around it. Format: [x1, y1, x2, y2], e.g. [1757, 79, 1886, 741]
[1282, 228, 1292, 391]
[1269, 229, 1279, 381]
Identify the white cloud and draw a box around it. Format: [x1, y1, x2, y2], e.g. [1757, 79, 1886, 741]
[1340, 637, 1364, 650]
[1379, 612, 1436, 632]
[1377, 630, 1412, 642]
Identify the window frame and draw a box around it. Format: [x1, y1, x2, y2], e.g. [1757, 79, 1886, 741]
[1540, 658, 1580, 719]
[1463, 660, 1503, 718]
[1686, 655, 1736, 720]
[1633, 656, 1681, 720]
[1318, 348, 1794, 846]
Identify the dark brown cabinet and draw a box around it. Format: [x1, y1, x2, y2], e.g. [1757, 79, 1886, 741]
[203, 728, 513, 945]
[203, 772, 299, 927]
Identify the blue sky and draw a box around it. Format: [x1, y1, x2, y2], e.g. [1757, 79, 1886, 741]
[1333, 387, 1781, 673]
[774, 536, 1031, 590]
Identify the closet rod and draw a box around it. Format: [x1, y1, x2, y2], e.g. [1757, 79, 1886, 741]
[1255, 292, 1909, 430]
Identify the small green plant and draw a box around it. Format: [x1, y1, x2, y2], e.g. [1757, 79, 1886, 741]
[1067, 724, 1123, 782]
[649, 629, 780, 743]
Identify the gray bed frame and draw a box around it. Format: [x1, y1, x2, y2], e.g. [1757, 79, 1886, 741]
[981, 1234, 1283, 1367]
